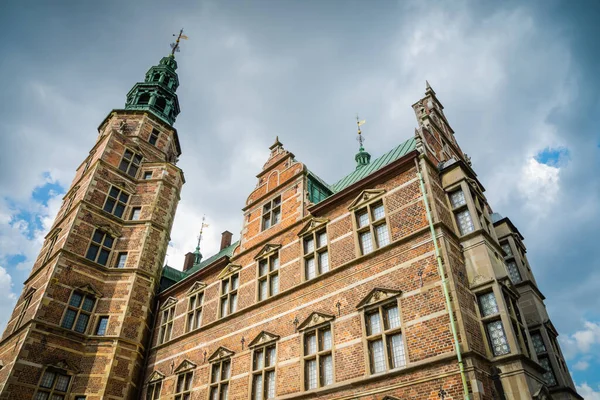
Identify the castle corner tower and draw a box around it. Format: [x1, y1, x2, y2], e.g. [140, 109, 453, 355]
[0, 43, 186, 400]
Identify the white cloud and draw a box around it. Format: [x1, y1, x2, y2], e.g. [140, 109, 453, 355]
[0, 266, 18, 331]
[517, 157, 561, 217]
[560, 321, 600, 360]
[573, 360, 590, 371]
[577, 383, 600, 400]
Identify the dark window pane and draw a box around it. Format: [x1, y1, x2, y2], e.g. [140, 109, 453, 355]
[114, 203, 125, 218]
[55, 374, 70, 391]
[69, 293, 83, 307]
[103, 198, 115, 213]
[82, 297, 95, 312]
[103, 236, 114, 248]
[119, 192, 129, 202]
[62, 309, 77, 329]
[109, 187, 120, 198]
[128, 165, 139, 177]
[98, 249, 110, 266]
[92, 231, 104, 243]
[119, 160, 129, 172]
[74, 313, 89, 333]
[124, 150, 133, 160]
[85, 244, 99, 261]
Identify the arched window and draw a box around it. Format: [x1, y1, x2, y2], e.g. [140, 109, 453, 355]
[152, 73, 160, 82]
[137, 93, 150, 105]
[155, 97, 166, 113]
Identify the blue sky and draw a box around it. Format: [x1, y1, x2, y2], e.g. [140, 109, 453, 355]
[1, 0, 599, 396]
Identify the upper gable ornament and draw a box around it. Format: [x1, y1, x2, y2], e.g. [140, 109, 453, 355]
[297, 312, 335, 331]
[356, 287, 401, 309]
[208, 346, 235, 363]
[348, 189, 386, 211]
[297, 217, 329, 237]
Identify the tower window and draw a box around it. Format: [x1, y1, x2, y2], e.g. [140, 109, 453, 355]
[85, 229, 114, 266]
[303, 324, 333, 389]
[42, 233, 59, 264]
[257, 253, 279, 301]
[252, 344, 276, 400]
[149, 129, 160, 146]
[152, 73, 160, 82]
[175, 370, 193, 400]
[261, 196, 281, 231]
[155, 97, 166, 113]
[119, 149, 142, 177]
[477, 292, 510, 357]
[144, 171, 153, 180]
[448, 188, 475, 236]
[355, 201, 390, 255]
[61, 291, 96, 333]
[303, 229, 329, 280]
[130, 207, 141, 221]
[13, 289, 35, 333]
[146, 380, 162, 400]
[138, 93, 150, 105]
[115, 252, 128, 268]
[95, 316, 109, 336]
[35, 368, 72, 400]
[103, 186, 129, 218]
[220, 274, 239, 318]
[506, 260, 522, 284]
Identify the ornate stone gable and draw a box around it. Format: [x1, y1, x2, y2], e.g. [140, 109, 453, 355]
[208, 346, 235, 363]
[95, 224, 122, 239]
[356, 288, 401, 309]
[160, 296, 178, 310]
[254, 244, 281, 260]
[297, 312, 335, 331]
[297, 217, 329, 237]
[174, 359, 196, 374]
[147, 370, 165, 383]
[217, 264, 242, 280]
[248, 331, 280, 348]
[348, 189, 386, 211]
[187, 281, 207, 295]
[77, 283, 103, 298]
[49, 359, 79, 374]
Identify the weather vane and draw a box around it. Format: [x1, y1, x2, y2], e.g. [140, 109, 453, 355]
[194, 215, 209, 264]
[170, 28, 189, 56]
[356, 115, 366, 149]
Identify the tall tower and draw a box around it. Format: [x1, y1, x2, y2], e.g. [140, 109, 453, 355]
[0, 45, 185, 400]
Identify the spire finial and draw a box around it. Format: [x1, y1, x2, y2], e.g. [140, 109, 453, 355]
[170, 29, 189, 57]
[194, 215, 209, 265]
[355, 115, 370, 168]
[269, 136, 283, 150]
[425, 80, 435, 95]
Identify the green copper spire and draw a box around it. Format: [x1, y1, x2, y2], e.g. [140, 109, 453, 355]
[355, 116, 371, 169]
[124, 30, 188, 125]
[193, 216, 208, 267]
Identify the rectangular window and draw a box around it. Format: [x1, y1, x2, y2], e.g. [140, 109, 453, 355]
[174, 371, 193, 400]
[486, 320, 510, 356]
[303, 325, 333, 389]
[506, 261, 522, 284]
[85, 229, 114, 266]
[258, 254, 279, 301]
[61, 291, 96, 333]
[478, 292, 499, 317]
[531, 331, 547, 355]
[35, 369, 72, 400]
[103, 186, 130, 218]
[500, 242, 513, 257]
[131, 207, 142, 220]
[14, 291, 34, 332]
[149, 129, 160, 146]
[455, 209, 474, 235]
[146, 380, 162, 400]
[303, 228, 329, 280]
[95, 316, 109, 336]
[144, 171, 153, 180]
[210, 359, 231, 400]
[364, 303, 406, 374]
[539, 356, 557, 387]
[355, 201, 390, 255]
[42, 234, 59, 264]
[252, 345, 276, 399]
[220, 274, 239, 317]
[62, 192, 76, 218]
[119, 149, 143, 177]
[158, 305, 175, 344]
[261, 196, 281, 231]
[449, 190, 466, 208]
[186, 291, 204, 332]
[115, 252, 128, 268]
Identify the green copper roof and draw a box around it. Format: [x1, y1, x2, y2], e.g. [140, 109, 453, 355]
[331, 137, 416, 193]
[162, 265, 187, 282]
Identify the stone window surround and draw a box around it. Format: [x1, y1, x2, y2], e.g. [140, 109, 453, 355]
[300, 224, 329, 282]
[219, 271, 240, 318]
[250, 337, 277, 400]
[60, 288, 98, 335]
[118, 147, 143, 178]
[158, 298, 177, 345]
[13, 287, 36, 333]
[85, 228, 116, 267]
[349, 190, 391, 257]
[260, 195, 282, 231]
[34, 366, 74, 400]
[186, 284, 205, 333]
[145, 371, 165, 400]
[445, 180, 494, 238]
[501, 286, 531, 358]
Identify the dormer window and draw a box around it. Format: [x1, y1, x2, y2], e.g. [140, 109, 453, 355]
[261, 196, 281, 231]
[355, 201, 390, 255]
[119, 149, 142, 178]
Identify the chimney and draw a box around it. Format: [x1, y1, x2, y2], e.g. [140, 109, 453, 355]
[220, 231, 233, 251]
[183, 252, 195, 272]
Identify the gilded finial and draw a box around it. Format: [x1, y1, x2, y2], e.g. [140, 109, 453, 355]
[170, 29, 189, 56]
[356, 115, 366, 149]
[194, 215, 209, 265]
[355, 115, 370, 168]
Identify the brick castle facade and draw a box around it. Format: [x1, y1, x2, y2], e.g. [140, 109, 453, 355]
[0, 50, 582, 400]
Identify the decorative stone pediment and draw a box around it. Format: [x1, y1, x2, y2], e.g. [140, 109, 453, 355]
[469, 274, 492, 288]
[348, 189, 386, 211]
[254, 244, 281, 260]
[147, 370, 165, 383]
[49, 359, 79, 373]
[96, 224, 121, 238]
[297, 218, 329, 237]
[208, 346, 235, 363]
[217, 264, 242, 280]
[356, 288, 401, 309]
[77, 283, 102, 298]
[248, 331, 280, 348]
[174, 359, 196, 374]
[382, 396, 401, 400]
[187, 281, 207, 295]
[297, 312, 335, 331]
[160, 297, 178, 310]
